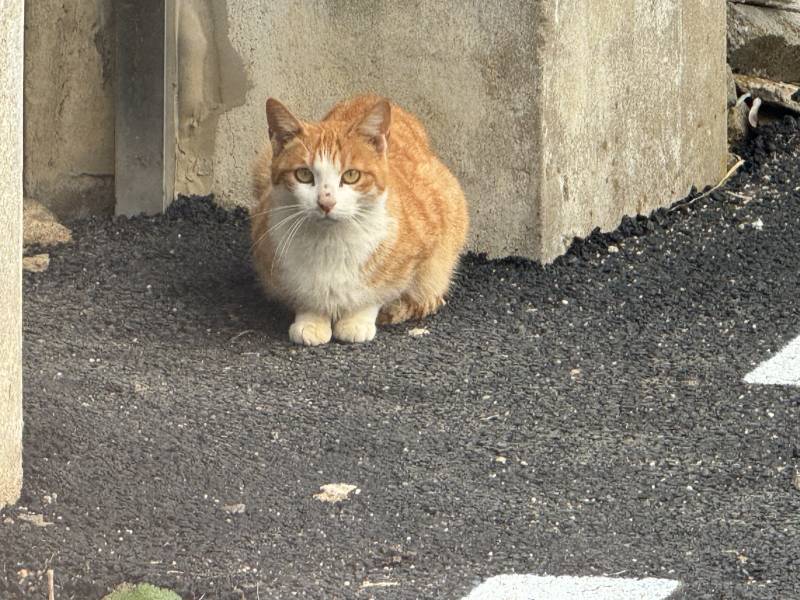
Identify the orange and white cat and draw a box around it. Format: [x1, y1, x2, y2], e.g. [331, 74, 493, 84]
[250, 94, 468, 346]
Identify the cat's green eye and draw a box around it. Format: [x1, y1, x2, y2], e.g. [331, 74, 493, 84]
[341, 169, 361, 185]
[295, 168, 314, 184]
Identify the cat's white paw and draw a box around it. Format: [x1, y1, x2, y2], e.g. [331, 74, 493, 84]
[333, 318, 377, 344]
[289, 317, 332, 346]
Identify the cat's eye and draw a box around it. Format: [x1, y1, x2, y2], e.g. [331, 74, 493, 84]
[295, 168, 314, 184]
[341, 169, 361, 185]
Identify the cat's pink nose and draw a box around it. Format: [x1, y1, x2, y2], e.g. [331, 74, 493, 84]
[318, 195, 336, 214]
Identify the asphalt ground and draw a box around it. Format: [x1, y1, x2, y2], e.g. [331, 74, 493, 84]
[2, 116, 800, 599]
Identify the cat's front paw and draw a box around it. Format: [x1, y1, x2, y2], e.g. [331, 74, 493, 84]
[333, 318, 377, 344]
[289, 315, 332, 346]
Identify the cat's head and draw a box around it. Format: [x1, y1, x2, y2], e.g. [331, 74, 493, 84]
[266, 98, 390, 222]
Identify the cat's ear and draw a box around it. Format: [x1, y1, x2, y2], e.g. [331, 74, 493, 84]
[356, 99, 391, 154]
[266, 98, 303, 153]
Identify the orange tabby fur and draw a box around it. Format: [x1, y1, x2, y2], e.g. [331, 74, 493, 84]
[250, 94, 468, 345]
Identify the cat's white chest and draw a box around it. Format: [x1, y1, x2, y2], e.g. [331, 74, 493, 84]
[275, 210, 394, 317]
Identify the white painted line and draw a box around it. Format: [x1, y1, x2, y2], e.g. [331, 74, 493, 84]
[462, 575, 681, 600]
[744, 334, 800, 386]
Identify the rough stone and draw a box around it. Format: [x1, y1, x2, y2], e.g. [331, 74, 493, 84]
[728, 1, 800, 84]
[728, 63, 738, 108]
[313, 483, 358, 504]
[0, 0, 23, 508]
[16, 513, 52, 527]
[729, 101, 752, 144]
[22, 254, 50, 273]
[24, 0, 115, 218]
[189, 0, 726, 263]
[23, 198, 72, 247]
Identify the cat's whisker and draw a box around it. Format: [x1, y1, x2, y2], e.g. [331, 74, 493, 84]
[268, 204, 306, 212]
[249, 229, 270, 255]
[272, 214, 307, 274]
[250, 211, 303, 254]
[256, 206, 304, 218]
[269, 212, 306, 272]
[348, 215, 368, 234]
[266, 210, 305, 235]
[247, 204, 305, 220]
[284, 215, 308, 259]
[349, 209, 375, 234]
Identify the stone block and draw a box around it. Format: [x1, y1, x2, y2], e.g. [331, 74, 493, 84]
[728, 1, 800, 84]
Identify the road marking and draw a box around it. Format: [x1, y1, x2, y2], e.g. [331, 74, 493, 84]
[462, 575, 681, 600]
[744, 334, 800, 386]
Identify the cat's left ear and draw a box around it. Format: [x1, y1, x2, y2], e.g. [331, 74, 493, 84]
[266, 98, 304, 154]
[357, 99, 391, 154]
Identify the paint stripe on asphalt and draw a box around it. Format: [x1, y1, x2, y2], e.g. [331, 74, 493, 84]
[462, 575, 681, 600]
[744, 334, 800, 386]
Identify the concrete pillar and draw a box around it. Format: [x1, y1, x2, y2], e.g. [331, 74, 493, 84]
[0, 0, 24, 507]
[534, 0, 727, 261]
[115, 0, 177, 216]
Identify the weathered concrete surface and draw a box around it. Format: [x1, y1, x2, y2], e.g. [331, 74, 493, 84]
[729, 100, 751, 145]
[175, 0, 249, 198]
[0, 0, 24, 508]
[536, 0, 727, 261]
[728, 64, 739, 108]
[184, 0, 541, 256]
[728, 1, 800, 83]
[189, 0, 725, 261]
[24, 0, 115, 219]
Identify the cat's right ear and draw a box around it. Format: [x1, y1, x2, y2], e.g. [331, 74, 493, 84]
[356, 99, 391, 154]
[266, 98, 303, 153]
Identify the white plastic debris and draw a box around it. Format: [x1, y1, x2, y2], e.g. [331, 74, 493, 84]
[314, 483, 359, 503]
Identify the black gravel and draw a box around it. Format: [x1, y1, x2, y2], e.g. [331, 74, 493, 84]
[2, 117, 800, 600]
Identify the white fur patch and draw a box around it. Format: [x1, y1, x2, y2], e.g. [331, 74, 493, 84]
[269, 182, 398, 318]
[311, 153, 363, 220]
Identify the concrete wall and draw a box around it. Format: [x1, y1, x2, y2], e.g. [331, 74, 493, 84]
[536, 0, 727, 260]
[177, 0, 541, 256]
[0, 0, 24, 508]
[179, 0, 726, 262]
[176, 0, 249, 198]
[24, 0, 115, 219]
[22, 0, 726, 262]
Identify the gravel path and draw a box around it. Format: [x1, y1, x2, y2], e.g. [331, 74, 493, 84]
[2, 117, 799, 599]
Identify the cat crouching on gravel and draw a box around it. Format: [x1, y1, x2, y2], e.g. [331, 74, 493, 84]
[250, 94, 468, 346]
